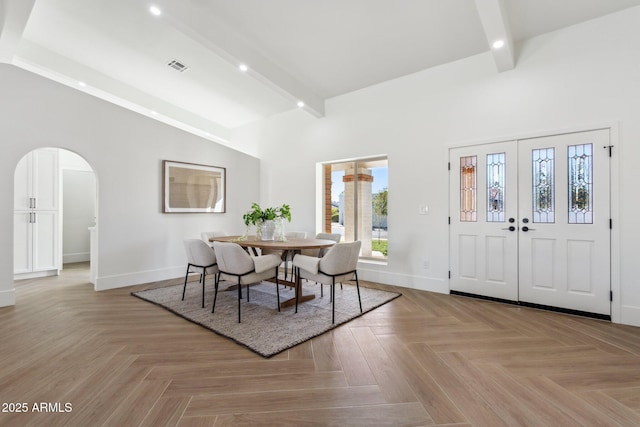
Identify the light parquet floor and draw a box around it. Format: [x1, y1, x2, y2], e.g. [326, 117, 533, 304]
[3, 263, 640, 426]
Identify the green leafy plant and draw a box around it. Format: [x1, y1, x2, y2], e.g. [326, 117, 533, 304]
[243, 202, 291, 226]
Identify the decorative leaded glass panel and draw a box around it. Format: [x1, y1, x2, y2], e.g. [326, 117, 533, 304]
[487, 152, 505, 222]
[532, 148, 555, 223]
[460, 156, 477, 222]
[568, 143, 593, 224]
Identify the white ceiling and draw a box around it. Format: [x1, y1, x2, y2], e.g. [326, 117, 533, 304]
[2, 0, 640, 145]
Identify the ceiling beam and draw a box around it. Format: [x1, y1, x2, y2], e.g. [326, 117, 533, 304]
[0, 0, 35, 63]
[158, 0, 325, 118]
[474, 0, 515, 72]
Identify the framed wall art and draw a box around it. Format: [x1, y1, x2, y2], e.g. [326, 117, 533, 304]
[162, 160, 226, 213]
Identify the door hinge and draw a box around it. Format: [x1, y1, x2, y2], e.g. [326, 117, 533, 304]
[448, 270, 451, 279]
[448, 216, 451, 225]
[447, 162, 451, 171]
[604, 145, 613, 157]
[610, 218, 613, 229]
[610, 291, 613, 302]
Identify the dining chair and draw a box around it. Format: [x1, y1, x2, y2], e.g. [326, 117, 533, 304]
[300, 232, 341, 257]
[201, 231, 228, 247]
[212, 241, 283, 323]
[260, 231, 307, 280]
[183, 239, 219, 308]
[293, 241, 362, 324]
[281, 231, 307, 280]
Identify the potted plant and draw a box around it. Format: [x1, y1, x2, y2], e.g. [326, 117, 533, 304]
[242, 202, 291, 240]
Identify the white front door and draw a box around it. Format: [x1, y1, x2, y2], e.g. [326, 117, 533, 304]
[518, 130, 611, 315]
[449, 129, 611, 316]
[449, 141, 519, 301]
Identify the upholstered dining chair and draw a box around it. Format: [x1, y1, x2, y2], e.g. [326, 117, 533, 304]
[260, 231, 308, 281]
[300, 232, 341, 258]
[201, 231, 228, 247]
[293, 241, 362, 324]
[281, 231, 307, 280]
[183, 239, 219, 308]
[212, 241, 283, 323]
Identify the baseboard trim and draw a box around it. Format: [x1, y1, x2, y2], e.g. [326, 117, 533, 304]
[95, 266, 186, 291]
[620, 305, 640, 327]
[14, 270, 59, 281]
[357, 267, 448, 294]
[450, 291, 611, 321]
[0, 288, 16, 307]
[63, 252, 90, 264]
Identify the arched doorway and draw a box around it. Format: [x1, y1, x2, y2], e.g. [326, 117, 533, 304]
[13, 147, 97, 289]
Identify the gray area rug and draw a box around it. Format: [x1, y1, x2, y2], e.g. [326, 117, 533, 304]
[132, 279, 401, 357]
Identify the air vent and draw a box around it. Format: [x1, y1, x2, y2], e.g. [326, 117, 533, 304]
[167, 59, 189, 72]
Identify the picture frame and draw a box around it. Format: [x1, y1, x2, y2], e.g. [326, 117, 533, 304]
[162, 160, 226, 213]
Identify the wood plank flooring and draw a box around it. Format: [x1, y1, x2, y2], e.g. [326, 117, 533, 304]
[2, 263, 640, 426]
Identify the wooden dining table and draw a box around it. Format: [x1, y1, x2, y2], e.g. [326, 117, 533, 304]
[209, 235, 336, 307]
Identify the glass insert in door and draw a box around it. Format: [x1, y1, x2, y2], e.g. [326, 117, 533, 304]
[460, 156, 477, 222]
[532, 148, 555, 223]
[568, 143, 593, 224]
[487, 152, 505, 222]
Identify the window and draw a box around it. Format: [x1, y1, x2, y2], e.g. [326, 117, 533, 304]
[324, 157, 388, 260]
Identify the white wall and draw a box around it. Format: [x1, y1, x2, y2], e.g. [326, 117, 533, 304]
[0, 63, 260, 306]
[62, 169, 95, 263]
[231, 7, 640, 326]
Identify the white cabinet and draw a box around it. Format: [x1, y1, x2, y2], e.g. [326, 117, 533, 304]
[14, 149, 60, 278]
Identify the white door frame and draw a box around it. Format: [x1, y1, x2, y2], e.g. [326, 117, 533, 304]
[448, 122, 620, 323]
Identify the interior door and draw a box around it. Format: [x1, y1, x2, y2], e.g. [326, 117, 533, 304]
[449, 141, 519, 301]
[449, 129, 611, 316]
[518, 129, 611, 315]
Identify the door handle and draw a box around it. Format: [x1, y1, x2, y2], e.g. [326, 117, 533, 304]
[502, 226, 516, 231]
[522, 226, 535, 232]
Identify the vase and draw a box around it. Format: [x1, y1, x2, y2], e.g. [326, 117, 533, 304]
[274, 217, 286, 241]
[260, 220, 276, 241]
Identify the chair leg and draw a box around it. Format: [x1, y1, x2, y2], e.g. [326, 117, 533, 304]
[321, 283, 323, 298]
[237, 277, 242, 323]
[332, 277, 336, 324]
[211, 273, 219, 313]
[355, 271, 362, 313]
[295, 267, 300, 314]
[182, 264, 191, 301]
[275, 267, 281, 312]
[201, 271, 206, 308]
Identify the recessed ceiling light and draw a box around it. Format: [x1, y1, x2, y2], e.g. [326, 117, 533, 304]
[78, 81, 87, 87]
[297, 101, 305, 108]
[149, 5, 162, 16]
[239, 64, 248, 73]
[492, 39, 505, 49]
